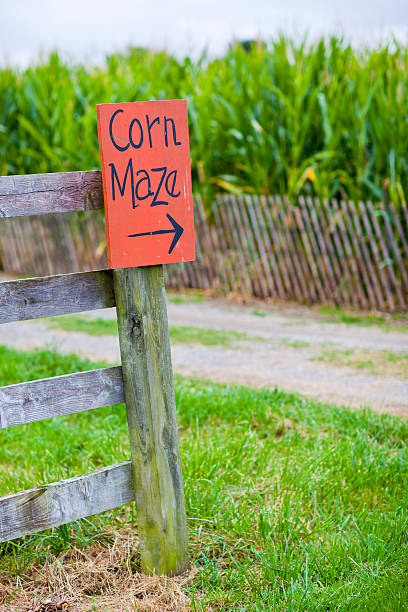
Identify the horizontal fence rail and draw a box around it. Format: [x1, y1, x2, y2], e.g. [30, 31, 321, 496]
[0, 170, 103, 217]
[0, 461, 134, 542]
[0, 366, 123, 429]
[0, 172, 407, 312]
[0, 270, 115, 323]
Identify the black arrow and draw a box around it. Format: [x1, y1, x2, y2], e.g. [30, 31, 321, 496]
[128, 213, 184, 255]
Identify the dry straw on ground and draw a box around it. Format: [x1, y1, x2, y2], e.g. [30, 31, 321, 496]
[1, 530, 197, 611]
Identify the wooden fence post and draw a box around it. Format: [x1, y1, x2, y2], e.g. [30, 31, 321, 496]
[113, 264, 188, 576]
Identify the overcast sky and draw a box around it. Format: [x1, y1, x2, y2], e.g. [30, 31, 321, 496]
[1, 0, 407, 66]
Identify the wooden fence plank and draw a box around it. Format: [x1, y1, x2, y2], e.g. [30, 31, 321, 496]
[254, 196, 286, 299]
[285, 198, 318, 302]
[321, 199, 353, 306]
[35, 217, 55, 275]
[0, 366, 123, 429]
[14, 218, 31, 273]
[349, 201, 385, 311]
[389, 202, 408, 272]
[0, 270, 115, 324]
[331, 199, 365, 308]
[27, 217, 46, 276]
[358, 201, 394, 310]
[190, 198, 211, 290]
[5, 220, 22, 274]
[292, 205, 320, 302]
[401, 203, 408, 246]
[298, 196, 329, 302]
[379, 203, 408, 298]
[263, 197, 299, 300]
[235, 196, 261, 297]
[224, 196, 252, 296]
[210, 198, 234, 293]
[0, 219, 12, 272]
[229, 196, 254, 295]
[304, 197, 338, 302]
[12, 218, 30, 275]
[367, 200, 404, 310]
[318, 199, 350, 306]
[341, 200, 377, 309]
[0, 461, 133, 543]
[195, 196, 216, 288]
[278, 196, 312, 301]
[246, 195, 277, 298]
[113, 265, 188, 576]
[4, 218, 19, 271]
[56, 214, 80, 273]
[0, 171, 103, 218]
[241, 195, 269, 298]
[217, 196, 240, 294]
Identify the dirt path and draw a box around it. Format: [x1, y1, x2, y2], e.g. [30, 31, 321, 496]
[0, 294, 407, 416]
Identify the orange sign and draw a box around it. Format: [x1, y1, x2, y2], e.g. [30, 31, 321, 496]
[97, 100, 195, 269]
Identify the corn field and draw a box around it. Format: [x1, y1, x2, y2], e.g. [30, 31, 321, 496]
[1, 37, 408, 206]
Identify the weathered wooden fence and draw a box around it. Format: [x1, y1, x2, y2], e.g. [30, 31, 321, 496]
[1, 171, 407, 311]
[0, 171, 188, 576]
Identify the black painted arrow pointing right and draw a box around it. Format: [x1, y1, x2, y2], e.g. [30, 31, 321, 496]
[128, 213, 184, 255]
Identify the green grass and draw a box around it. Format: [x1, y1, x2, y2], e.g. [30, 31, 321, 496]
[2, 38, 408, 205]
[318, 306, 408, 331]
[251, 310, 267, 318]
[168, 325, 262, 346]
[48, 315, 118, 336]
[47, 315, 262, 346]
[280, 338, 311, 348]
[169, 292, 204, 304]
[1, 345, 408, 609]
[317, 346, 408, 378]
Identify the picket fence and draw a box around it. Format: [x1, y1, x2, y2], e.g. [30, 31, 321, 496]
[1, 176, 407, 312]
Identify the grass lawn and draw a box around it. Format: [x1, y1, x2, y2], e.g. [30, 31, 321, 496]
[317, 306, 408, 332]
[47, 315, 262, 346]
[0, 345, 407, 610]
[317, 347, 408, 379]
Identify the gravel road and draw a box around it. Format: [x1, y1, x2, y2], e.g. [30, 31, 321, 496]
[1, 294, 407, 417]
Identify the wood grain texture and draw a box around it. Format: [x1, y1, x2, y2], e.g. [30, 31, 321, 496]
[262, 197, 294, 298]
[0, 171, 103, 218]
[323, 199, 354, 307]
[0, 462, 134, 542]
[304, 197, 338, 301]
[0, 270, 115, 323]
[113, 265, 188, 576]
[246, 195, 275, 298]
[340, 200, 377, 308]
[226, 195, 252, 296]
[238, 195, 265, 297]
[349, 201, 385, 311]
[317, 198, 349, 306]
[252, 195, 285, 298]
[0, 366, 123, 429]
[367, 200, 404, 310]
[194, 196, 212, 289]
[358, 201, 394, 310]
[216, 196, 239, 294]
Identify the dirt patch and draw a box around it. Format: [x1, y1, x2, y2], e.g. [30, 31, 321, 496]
[0, 292, 407, 416]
